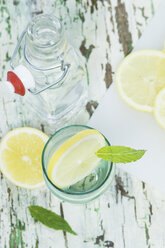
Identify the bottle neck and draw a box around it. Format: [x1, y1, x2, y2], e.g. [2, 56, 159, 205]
[24, 14, 67, 69]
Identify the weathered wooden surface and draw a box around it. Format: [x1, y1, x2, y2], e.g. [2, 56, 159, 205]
[0, 0, 165, 247]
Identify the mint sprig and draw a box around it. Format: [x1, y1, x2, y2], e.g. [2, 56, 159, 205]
[96, 146, 146, 163]
[29, 206, 77, 235]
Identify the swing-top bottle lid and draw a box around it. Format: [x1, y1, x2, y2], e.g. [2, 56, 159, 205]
[5, 65, 35, 96]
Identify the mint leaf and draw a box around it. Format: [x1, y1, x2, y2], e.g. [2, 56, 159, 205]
[29, 206, 77, 235]
[96, 146, 146, 163]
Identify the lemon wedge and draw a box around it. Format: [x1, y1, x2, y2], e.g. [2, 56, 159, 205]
[116, 50, 165, 112]
[0, 127, 49, 188]
[154, 88, 165, 129]
[47, 129, 105, 189]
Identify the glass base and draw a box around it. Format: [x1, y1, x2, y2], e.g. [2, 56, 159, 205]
[63, 159, 111, 194]
[25, 89, 88, 135]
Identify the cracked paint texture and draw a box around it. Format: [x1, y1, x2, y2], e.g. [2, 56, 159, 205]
[0, 0, 164, 247]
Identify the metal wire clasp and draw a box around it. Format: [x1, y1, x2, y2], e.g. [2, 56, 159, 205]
[10, 29, 70, 95]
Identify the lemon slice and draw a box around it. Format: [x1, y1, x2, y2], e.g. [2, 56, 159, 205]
[116, 50, 165, 112]
[154, 88, 165, 129]
[48, 129, 106, 188]
[0, 127, 49, 189]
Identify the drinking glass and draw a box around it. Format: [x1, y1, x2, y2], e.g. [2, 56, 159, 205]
[42, 125, 115, 204]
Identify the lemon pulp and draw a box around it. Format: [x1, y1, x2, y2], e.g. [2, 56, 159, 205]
[116, 50, 165, 112]
[0, 127, 49, 188]
[47, 129, 106, 188]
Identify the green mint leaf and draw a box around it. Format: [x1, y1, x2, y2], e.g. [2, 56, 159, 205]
[96, 146, 146, 163]
[28, 206, 77, 235]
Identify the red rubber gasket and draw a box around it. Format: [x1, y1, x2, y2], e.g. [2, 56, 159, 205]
[7, 71, 25, 96]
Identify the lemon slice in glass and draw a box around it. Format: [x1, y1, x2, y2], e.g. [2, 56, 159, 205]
[154, 87, 165, 129]
[47, 129, 106, 189]
[116, 50, 165, 112]
[0, 127, 49, 188]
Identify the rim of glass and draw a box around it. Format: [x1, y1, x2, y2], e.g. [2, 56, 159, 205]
[42, 124, 114, 196]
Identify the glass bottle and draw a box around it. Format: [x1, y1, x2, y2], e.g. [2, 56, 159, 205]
[4, 14, 87, 131]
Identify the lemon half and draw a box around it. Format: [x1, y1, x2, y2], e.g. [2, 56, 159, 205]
[154, 88, 165, 129]
[0, 127, 49, 189]
[116, 50, 165, 112]
[48, 129, 106, 189]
